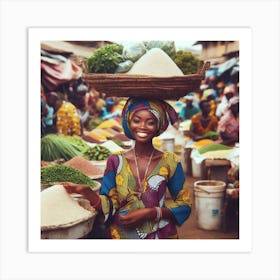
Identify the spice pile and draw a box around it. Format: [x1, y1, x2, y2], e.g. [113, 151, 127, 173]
[64, 156, 104, 178]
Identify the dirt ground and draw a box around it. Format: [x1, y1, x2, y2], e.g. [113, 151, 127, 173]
[165, 148, 239, 240]
[175, 176, 239, 239]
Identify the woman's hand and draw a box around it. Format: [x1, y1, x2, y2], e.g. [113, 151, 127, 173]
[118, 208, 156, 228]
[62, 182, 101, 211]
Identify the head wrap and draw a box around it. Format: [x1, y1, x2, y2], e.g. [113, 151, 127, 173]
[183, 92, 195, 101]
[122, 98, 178, 140]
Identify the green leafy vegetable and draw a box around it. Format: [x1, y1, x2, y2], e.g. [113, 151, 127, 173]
[87, 43, 124, 73]
[41, 164, 97, 189]
[41, 134, 83, 161]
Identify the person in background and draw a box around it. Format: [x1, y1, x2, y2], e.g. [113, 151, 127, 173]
[215, 84, 236, 119]
[215, 81, 226, 101]
[217, 96, 239, 146]
[46, 91, 82, 136]
[100, 97, 122, 120]
[178, 93, 200, 121]
[202, 88, 217, 117]
[189, 99, 218, 141]
[64, 97, 192, 239]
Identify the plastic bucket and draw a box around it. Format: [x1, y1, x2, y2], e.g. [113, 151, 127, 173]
[194, 180, 226, 230]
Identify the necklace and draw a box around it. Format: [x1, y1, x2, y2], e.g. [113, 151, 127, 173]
[134, 148, 155, 193]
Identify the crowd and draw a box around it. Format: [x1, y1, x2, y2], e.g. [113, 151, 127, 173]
[40, 79, 124, 138]
[178, 76, 239, 147]
[41, 74, 239, 148]
[40, 72, 239, 239]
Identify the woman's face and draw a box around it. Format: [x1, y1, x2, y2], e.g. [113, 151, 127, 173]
[129, 109, 158, 143]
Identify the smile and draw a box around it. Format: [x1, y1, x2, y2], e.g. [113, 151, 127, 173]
[136, 132, 149, 138]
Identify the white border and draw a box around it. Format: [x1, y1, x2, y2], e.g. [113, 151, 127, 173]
[2, 1, 279, 279]
[28, 27, 252, 253]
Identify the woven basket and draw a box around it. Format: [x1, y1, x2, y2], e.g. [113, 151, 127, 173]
[82, 61, 210, 100]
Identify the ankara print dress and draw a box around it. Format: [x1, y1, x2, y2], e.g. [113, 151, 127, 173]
[99, 151, 192, 239]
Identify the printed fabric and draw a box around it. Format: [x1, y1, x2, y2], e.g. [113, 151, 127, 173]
[99, 151, 192, 239]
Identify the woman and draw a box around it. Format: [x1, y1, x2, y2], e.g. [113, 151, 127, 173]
[189, 99, 218, 141]
[217, 96, 239, 146]
[65, 98, 192, 239]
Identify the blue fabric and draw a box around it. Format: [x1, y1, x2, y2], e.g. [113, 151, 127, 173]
[100, 170, 116, 195]
[168, 163, 185, 197]
[170, 205, 191, 225]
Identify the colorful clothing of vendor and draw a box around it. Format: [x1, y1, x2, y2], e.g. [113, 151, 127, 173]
[190, 114, 218, 136]
[217, 110, 239, 144]
[56, 101, 81, 136]
[99, 151, 192, 239]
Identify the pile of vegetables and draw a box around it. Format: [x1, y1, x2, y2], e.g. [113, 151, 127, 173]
[87, 43, 124, 73]
[41, 134, 83, 161]
[63, 135, 89, 151]
[201, 131, 220, 141]
[41, 164, 97, 189]
[83, 145, 111, 161]
[171, 50, 201, 75]
[198, 143, 232, 155]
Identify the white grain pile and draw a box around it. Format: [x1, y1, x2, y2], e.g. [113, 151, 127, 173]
[41, 185, 93, 228]
[127, 48, 184, 76]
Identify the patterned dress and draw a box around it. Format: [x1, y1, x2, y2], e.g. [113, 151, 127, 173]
[99, 151, 192, 239]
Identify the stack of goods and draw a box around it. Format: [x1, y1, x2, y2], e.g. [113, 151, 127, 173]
[41, 185, 97, 239]
[83, 46, 209, 100]
[41, 164, 97, 189]
[197, 143, 233, 159]
[82, 145, 111, 161]
[64, 156, 104, 178]
[41, 134, 85, 161]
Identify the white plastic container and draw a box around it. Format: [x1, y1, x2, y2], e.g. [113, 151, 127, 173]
[194, 180, 226, 230]
[191, 158, 203, 178]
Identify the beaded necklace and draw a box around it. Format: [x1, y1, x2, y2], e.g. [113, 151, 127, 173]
[133, 148, 155, 193]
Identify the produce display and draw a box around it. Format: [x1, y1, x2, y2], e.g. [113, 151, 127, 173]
[63, 135, 89, 151]
[83, 145, 111, 161]
[41, 184, 94, 228]
[41, 164, 97, 189]
[192, 139, 214, 149]
[87, 43, 124, 73]
[198, 143, 232, 155]
[127, 48, 184, 76]
[41, 134, 83, 161]
[201, 131, 220, 141]
[202, 149, 233, 159]
[64, 156, 104, 177]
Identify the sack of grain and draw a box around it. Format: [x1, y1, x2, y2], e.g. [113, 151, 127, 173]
[41, 185, 94, 229]
[127, 48, 184, 76]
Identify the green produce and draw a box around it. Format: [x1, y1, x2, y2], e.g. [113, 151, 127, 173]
[87, 43, 124, 73]
[85, 118, 103, 131]
[144, 41, 176, 57]
[41, 164, 97, 189]
[198, 143, 232, 155]
[171, 50, 201, 75]
[63, 135, 89, 151]
[41, 134, 83, 161]
[202, 131, 220, 140]
[83, 145, 111, 161]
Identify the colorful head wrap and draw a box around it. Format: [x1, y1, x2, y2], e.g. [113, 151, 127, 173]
[122, 98, 178, 140]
